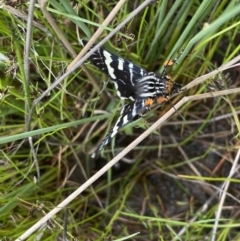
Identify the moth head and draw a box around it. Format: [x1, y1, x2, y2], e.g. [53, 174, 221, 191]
[165, 76, 182, 96]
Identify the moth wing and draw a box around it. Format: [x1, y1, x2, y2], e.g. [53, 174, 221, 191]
[91, 99, 146, 158]
[81, 40, 147, 100]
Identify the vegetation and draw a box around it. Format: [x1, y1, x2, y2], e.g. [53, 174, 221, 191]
[0, 0, 240, 240]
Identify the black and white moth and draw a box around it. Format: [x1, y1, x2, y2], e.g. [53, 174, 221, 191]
[80, 40, 182, 158]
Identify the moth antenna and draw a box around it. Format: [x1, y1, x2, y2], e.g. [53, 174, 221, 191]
[167, 97, 186, 121]
[160, 48, 184, 79]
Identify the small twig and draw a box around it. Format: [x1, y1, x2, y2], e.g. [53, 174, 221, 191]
[38, 0, 76, 58]
[170, 134, 202, 177]
[37, 0, 103, 94]
[173, 192, 218, 240]
[38, 0, 106, 97]
[24, 0, 35, 129]
[184, 63, 240, 90]
[24, 0, 41, 183]
[29, 137, 40, 182]
[2, 4, 50, 33]
[211, 147, 240, 241]
[162, 110, 240, 126]
[170, 136, 240, 240]
[68, 0, 128, 70]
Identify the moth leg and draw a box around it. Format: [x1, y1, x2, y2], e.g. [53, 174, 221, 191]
[91, 100, 146, 158]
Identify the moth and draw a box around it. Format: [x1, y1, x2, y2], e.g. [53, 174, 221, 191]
[80, 40, 182, 158]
